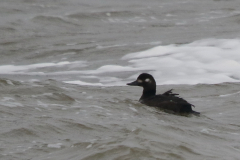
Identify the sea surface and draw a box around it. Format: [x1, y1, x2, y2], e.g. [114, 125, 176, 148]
[1, 0, 240, 159]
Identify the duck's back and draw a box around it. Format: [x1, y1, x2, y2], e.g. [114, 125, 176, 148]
[140, 93, 194, 113]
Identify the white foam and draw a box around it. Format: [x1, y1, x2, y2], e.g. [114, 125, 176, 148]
[96, 65, 136, 73]
[2, 39, 240, 86]
[219, 91, 240, 97]
[64, 80, 103, 86]
[0, 61, 86, 74]
[129, 107, 138, 112]
[47, 143, 62, 149]
[86, 144, 92, 149]
[0, 97, 23, 107]
[37, 100, 48, 108]
[83, 38, 240, 85]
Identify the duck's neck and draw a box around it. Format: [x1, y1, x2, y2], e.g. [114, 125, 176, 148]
[140, 89, 156, 100]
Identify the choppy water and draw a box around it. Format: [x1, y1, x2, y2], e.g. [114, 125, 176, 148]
[1, 0, 240, 159]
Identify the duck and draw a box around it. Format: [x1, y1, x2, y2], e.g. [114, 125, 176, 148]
[127, 73, 199, 115]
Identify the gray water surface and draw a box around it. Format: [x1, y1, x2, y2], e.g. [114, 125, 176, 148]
[1, 0, 240, 159]
[1, 80, 240, 160]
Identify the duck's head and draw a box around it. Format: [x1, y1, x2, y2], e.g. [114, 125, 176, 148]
[127, 73, 156, 90]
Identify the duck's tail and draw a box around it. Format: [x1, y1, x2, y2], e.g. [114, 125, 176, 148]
[191, 110, 200, 116]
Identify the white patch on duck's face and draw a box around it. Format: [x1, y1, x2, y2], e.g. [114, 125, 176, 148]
[137, 79, 143, 83]
[145, 78, 151, 83]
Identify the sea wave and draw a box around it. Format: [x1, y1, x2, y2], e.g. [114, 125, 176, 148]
[66, 39, 240, 86]
[1, 39, 240, 86]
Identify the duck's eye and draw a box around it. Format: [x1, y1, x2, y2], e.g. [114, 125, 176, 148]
[145, 78, 151, 83]
[137, 79, 143, 83]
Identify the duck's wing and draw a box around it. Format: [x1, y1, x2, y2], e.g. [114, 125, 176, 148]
[143, 94, 195, 113]
[152, 94, 190, 105]
[162, 89, 195, 107]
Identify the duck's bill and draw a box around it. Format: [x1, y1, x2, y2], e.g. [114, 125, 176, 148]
[127, 80, 139, 86]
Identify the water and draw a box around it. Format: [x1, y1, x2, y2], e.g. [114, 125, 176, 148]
[1, 0, 240, 159]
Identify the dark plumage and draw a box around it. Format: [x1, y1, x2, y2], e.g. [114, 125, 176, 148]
[127, 73, 199, 115]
